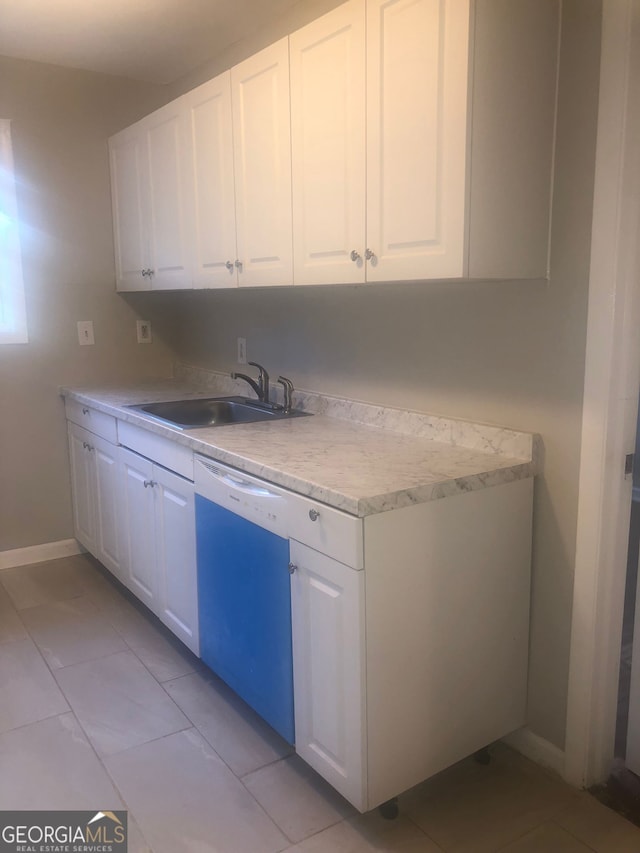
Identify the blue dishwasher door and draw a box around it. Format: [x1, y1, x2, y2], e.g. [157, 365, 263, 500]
[195, 494, 294, 743]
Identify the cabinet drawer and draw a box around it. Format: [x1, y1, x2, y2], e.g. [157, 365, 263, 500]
[65, 399, 117, 443]
[118, 420, 194, 481]
[290, 496, 363, 570]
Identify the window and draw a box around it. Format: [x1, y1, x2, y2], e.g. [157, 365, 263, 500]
[0, 119, 28, 344]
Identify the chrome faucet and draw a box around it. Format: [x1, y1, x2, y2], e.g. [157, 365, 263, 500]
[277, 376, 294, 414]
[231, 361, 270, 403]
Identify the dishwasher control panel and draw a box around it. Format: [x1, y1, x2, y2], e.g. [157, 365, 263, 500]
[194, 454, 364, 569]
[194, 455, 289, 538]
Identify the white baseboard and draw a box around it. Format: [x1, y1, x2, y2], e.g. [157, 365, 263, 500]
[0, 539, 83, 570]
[501, 727, 566, 778]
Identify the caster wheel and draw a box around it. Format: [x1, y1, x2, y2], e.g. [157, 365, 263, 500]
[474, 747, 491, 765]
[378, 798, 399, 820]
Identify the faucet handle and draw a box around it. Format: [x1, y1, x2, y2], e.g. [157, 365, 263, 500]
[248, 361, 269, 402]
[277, 376, 294, 413]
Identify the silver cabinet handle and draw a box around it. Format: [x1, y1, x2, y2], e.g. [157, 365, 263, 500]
[82, 407, 90, 415]
[309, 509, 320, 521]
[288, 562, 298, 574]
[143, 480, 156, 488]
[82, 441, 93, 451]
[350, 250, 361, 263]
[365, 248, 376, 261]
[235, 259, 243, 271]
[225, 260, 234, 270]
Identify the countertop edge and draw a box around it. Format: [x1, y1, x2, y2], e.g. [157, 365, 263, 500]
[61, 384, 538, 518]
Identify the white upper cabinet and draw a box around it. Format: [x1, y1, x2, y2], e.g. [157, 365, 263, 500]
[109, 126, 150, 291]
[144, 101, 194, 290]
[231, 38, 293, 287]
[290, 0, 366, 285]
[187, 72, 239, 289]
[366, 0, 470, 281]
[109, 0, 559, 289]
[109, 101, 194, 291]
[289, 0, 559, 284]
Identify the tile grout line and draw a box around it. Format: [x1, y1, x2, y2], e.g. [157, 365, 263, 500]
[547, 816, 604, 853]
[401, 812, 449, 852]
[4, 557, 156, 852]
[75, 564, 294, 849]
[8, 560, 344, 849]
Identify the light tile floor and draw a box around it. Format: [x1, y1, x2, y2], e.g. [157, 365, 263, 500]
[2, 553, 640, 853]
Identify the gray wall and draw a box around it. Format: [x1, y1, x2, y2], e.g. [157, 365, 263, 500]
[164, 0, 350, 100]
[155, 0, 601, 750]
[0, 57, 176, 551]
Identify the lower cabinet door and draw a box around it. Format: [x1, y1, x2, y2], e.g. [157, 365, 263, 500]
[68, 423, 98, 553]
[93, 434, 126, 583]
[120, 447, 158, 610]
[155, 466, 199, 655]
[290, 540, 367, 810]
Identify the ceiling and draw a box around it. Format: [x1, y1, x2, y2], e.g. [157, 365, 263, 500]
[0, 0, 301, 84]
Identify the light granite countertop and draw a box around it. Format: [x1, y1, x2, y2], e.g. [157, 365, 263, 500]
[61, 370, 539, 517]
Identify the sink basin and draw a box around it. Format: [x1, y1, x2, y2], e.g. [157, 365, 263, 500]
[126, 396, 310, 429]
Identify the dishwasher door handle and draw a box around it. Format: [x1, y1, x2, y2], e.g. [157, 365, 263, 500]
[219, 472, 279, 498]
[198, 459, 283, 499]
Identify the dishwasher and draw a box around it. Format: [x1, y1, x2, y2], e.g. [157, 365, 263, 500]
[194, 454, 297, 744]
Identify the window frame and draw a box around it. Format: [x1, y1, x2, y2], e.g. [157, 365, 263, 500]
[0, 118, 28, 344]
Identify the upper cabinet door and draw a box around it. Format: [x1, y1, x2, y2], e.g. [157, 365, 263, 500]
[290, 0, 366, 286]
[187, 73, 239, 289]
[231, 39, 293, 287]
[109, 125, 151, 292]
[366, 0, 470, 281]
[144, 101, 194, 290]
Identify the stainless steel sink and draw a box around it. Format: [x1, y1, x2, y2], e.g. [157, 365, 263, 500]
[126, 396, 310, 429]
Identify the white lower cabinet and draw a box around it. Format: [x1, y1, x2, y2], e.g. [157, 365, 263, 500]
[120, 448, 157, 609]
[119, 446, 199, 655]
[67, 404, 533, 814]
[290, 540, 366, 810]
[67, 421, 126, 584]
[291, 477, 533, 812]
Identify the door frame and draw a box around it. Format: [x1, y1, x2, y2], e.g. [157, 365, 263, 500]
[564, 0, 640, 788]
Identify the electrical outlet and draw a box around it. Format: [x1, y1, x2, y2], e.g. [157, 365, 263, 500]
[136, 320, 152, 344]
[237, 337, 247, 364]
[77, 321, 95, 346]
